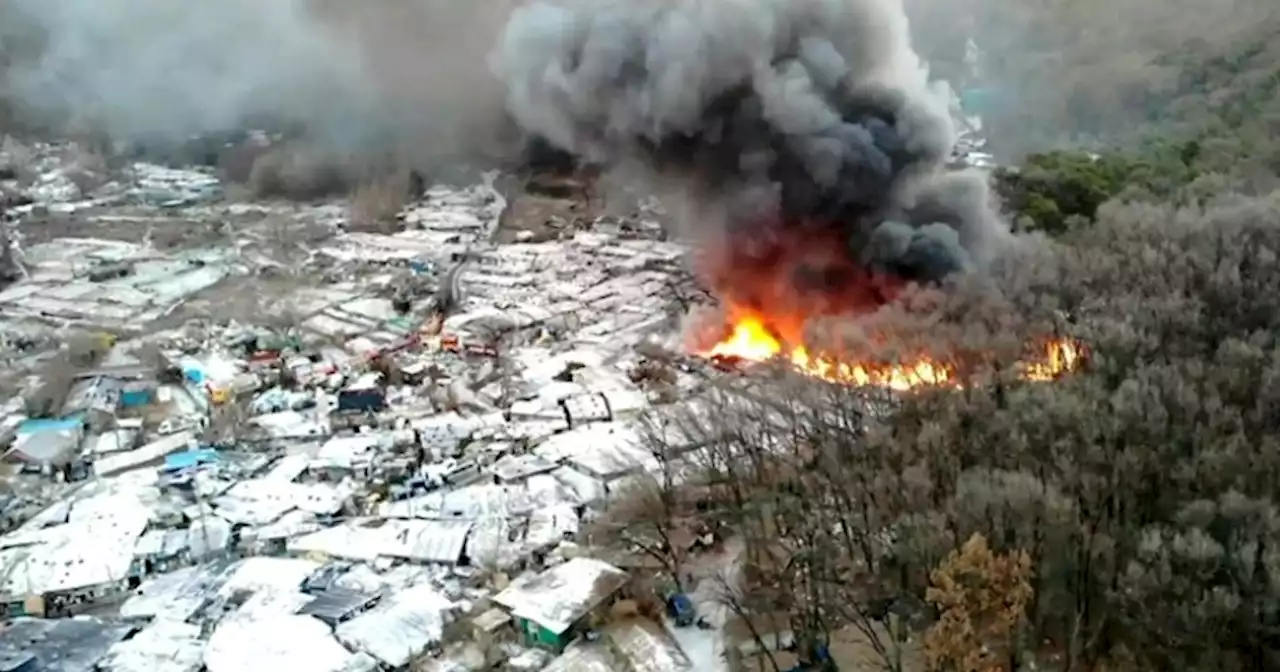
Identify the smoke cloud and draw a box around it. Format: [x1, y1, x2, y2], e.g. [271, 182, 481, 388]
[0, 0, 518, 166]
[495, 0, 1006, 323]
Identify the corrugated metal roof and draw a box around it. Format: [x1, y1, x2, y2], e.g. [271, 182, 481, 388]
[297, 588, 381, 626]
[380, 518, 473, 564]
[0, 617, 136, 672]
[288, 518, 473, 565]
[492, 557, 629, 634]
[333, 585, 454, 668]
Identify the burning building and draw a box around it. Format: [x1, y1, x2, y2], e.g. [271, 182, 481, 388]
[494, 0, 1078, 388]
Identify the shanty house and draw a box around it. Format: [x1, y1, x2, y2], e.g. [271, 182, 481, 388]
[61, 376, 120, 429]
[491, 557, 630, 653]
[0, 492, 151, 617]
[7, 417, 87, 481]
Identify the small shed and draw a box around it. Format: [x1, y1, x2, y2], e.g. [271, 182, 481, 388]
[491, 557, 629, 653]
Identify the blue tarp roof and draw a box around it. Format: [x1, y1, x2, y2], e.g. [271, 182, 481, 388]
[163, 448, 219, 471]
[16, 415, 85, 434]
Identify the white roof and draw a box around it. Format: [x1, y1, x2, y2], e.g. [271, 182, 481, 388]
[0, 493, 150, 595]
[382, 475, 586, 521]
[533, 421, 656, 479]
[263, 452, 311, 482]
[98, 620, 204, 672]
[119, 565, 222, 623]
[95, 430, 196, 476]
[335, 584, 455, 668]
[86, 428, 139, 455]
[252, 509, 322, 542]
[315, 434, 380, 469]
[213, 478, 350, 525]
[289, 518, 472, 565]
[218, 557, 320, 596]
[252, 410, 330, 438]
[204, 615, 356, 672]
[492, 557, 628, 634]
[526, 505, 581, 550]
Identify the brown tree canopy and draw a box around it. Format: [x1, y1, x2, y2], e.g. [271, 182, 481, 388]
[625, 191, 1280, 671]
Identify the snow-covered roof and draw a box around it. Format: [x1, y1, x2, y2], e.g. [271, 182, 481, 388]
[95, 430, 197, 477]
[204, 615, 357, 672]
[217, 557, 320, 596]
[334, 584, 455, 668]
[288, 518, 472, 565]
[533, 421, 656, 479]
[492, 557, 629, 634]
[119, 564, 230, 623]
[0, 491, 150, 595]
[98, 620, 204, 672]
[86, 428, 140, 455]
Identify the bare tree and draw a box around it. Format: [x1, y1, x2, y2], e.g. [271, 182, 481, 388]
[586, 420, 694, 594]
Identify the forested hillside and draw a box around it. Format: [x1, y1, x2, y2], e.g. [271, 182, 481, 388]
[903, 0, 1280, 232]
[601, 5, 1280, 671]
[908, 0, 1279, 163]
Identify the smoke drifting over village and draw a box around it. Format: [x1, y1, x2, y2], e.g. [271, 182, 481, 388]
[1, 0, 516, 161]
[494, 0, 1006, 319]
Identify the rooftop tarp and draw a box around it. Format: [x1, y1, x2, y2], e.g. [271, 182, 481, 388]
[163, 448, 219, 472]
[16, 416, 85, 434]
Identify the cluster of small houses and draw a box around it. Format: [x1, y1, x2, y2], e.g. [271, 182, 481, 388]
[0, 154, 847, 670]
[0, 322, 794, 672]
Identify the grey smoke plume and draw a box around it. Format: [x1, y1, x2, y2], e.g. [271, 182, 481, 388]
[495, 0, 1005, 302]
[0, 0, 516, 163]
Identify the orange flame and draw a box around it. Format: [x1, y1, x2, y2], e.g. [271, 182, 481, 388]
[700, 314, 1082, 390]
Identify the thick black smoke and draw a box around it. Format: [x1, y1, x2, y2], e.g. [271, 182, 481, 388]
[495, 0, 1004, 290]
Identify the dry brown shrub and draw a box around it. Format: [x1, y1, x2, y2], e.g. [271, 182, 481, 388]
[0, 136, 37, 186]
[246, 143, 353, 200]
[924, 533, 1034, 672]
[347, 170, 412, 232]
[218, 142, 271, 185]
